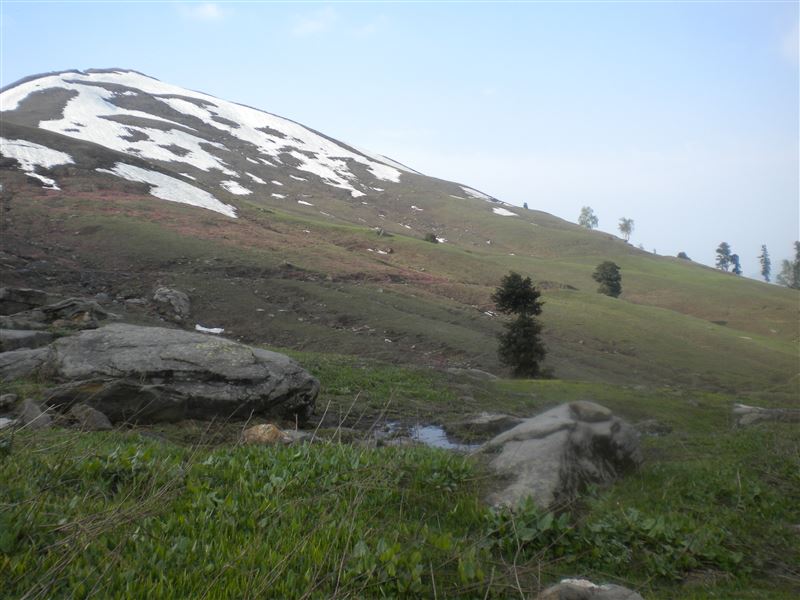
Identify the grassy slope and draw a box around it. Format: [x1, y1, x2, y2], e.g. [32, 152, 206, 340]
[3, 182, 796, 394]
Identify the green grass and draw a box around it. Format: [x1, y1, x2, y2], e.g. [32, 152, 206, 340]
[4, 362, 798, 598]
[1, 392, 797, 598]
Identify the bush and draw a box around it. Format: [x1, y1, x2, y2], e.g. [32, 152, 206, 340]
[592, 261, 622, 297]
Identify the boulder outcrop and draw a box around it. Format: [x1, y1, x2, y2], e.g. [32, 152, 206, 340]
[482, 401, 641, 509]
[1, 323, 319, 424]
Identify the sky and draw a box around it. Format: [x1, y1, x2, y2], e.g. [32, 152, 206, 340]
[2, 1, 798, 276]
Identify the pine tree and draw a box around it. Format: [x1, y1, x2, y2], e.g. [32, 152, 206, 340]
[758, 245, 771, 282]
[578, 206, 598, 229]
[592, 261, 622, 297]
[731, 254, 742, 276]
[715, 242, 732, 271]
[491, 272, 546, 377]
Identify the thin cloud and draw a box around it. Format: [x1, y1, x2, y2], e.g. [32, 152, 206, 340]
[291, 7, 337, 37]
[180, 3, 224, 22]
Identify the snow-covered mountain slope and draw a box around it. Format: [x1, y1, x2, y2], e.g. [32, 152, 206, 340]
[1, 69, 503, 220]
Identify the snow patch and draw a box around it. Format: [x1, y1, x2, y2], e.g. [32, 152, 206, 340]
[97, 163, 236, 217]
[411, 205, 423, 211]
[271, 180, 283, 186]
[0, 137, 73, 190]
[492, 207, 517, 217]
[195, 324, 224, 334]
[220, 180, 252, 195]
[289, 175, 306, 181]
[461, 186, 492, 201]
[436, 237, 447, 243]
[246, 172, 266, 184]
[271, 193, 286, 199]
[297, 200, 314, 206]
[179, 172, 196, 181]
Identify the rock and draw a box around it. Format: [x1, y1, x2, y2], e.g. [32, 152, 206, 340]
[537, 579, 644, 600]
[569, 400, 612, 423]
[8, 298, 116, 330]
[733, 403, 800, 427]
[0, 329, 54, 351]
[0, 417, 16, 430]
[18, 398, 52, 430]
[242, 423, 291, 445]
[635, 419, 672, 436]
[152, 287, 191, 322]
[13, 323, 319, 424]
[0, 347, 52, 380]
[44, 298, 115, 329]
[0, 393, 18, 410]
[69, 403, 113, 431]
[482, 402, 641, 509]
[0, 315, 48, 330]
[0, 287, 50, 315]
[445, 412, 524, 439]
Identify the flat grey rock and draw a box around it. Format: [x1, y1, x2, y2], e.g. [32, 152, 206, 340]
[0, 329, 54, 351]
[16, 323, 319, 424]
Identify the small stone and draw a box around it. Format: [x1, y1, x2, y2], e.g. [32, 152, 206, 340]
[70, 403, 113, 431]
[242, 423, 291, 445]
[0, 393, 19, 410]
[18, 398, 52, 430]
[0, 417, 16, 430]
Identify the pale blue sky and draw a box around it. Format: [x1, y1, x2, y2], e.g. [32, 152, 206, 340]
[2, 1, 798, 275]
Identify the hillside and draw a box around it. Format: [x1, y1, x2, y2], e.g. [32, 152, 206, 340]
[1, 69, 797, 394]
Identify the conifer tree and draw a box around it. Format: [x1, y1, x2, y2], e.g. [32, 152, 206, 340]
[731, 254, 742, 276]
[491, 272, 546, 377]
[758, 245, 771, 282]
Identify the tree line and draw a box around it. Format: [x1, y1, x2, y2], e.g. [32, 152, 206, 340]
[575, 206, 798, 288]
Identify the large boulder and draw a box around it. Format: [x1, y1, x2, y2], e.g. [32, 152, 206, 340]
[482, 401, 641, 509]
[1, 323, 319, 424]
